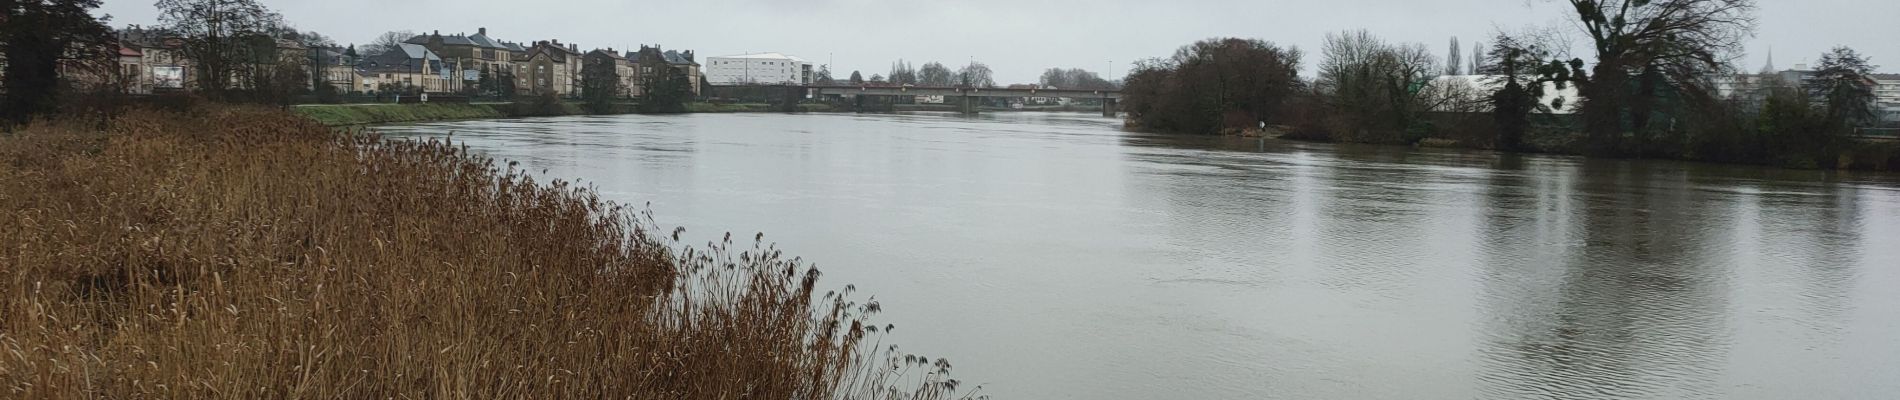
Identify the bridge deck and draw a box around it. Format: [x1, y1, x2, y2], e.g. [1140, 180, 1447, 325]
[719, 84, 1120, 99]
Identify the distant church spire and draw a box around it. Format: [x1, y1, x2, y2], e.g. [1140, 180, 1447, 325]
[1760, 47, 1776, 75]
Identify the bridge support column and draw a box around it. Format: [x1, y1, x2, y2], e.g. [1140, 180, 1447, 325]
[778, 87, 803, 113]
[958, 95, 978, 115]
[1102, 98, 1119, 118]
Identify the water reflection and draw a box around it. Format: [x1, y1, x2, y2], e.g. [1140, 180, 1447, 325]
[378, 113, 1900, 399]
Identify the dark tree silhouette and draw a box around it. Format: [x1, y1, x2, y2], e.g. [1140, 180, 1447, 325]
[1552, 0, 1756, 155]
[638, 64, 691, 113]
[1, 0, 114, 125]
[1121, 38, 1304, 135]
[156, 0, 285, 98]
[581, 53, 621, 114]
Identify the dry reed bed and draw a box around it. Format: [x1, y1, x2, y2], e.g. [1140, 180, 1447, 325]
[0, 106, 975, 399]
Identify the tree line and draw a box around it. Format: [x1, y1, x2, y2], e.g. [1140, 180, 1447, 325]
[1119, 0, 1893, 168]
[3, 0, 348, 126]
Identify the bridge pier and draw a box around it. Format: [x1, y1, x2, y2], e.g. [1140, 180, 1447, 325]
[1102, 98, 1119, 118]
[776, 87, 803, 113]
[958, 95, 978, 115]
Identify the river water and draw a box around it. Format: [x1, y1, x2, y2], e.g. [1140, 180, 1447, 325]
[376, 112, 1900, 399]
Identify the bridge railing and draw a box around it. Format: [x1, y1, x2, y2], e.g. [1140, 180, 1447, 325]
[1854, 128, 1900, 140]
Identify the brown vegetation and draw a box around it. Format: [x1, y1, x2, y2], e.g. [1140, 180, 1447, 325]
[0, 106, 976, 399]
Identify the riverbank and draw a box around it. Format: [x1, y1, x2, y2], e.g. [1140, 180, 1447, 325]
[0, 105, 965, 399]
[294, 102, 515, 125]
[295, 101, 841, 126]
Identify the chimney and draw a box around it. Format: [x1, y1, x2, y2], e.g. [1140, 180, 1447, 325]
[479, 27, 487, 36]
[433, 30, 439, 36]
[569, 44, 578, 52]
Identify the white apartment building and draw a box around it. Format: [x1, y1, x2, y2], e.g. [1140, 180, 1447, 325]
[1873, 74, 1900, 123]
[705, 53, 812, 85]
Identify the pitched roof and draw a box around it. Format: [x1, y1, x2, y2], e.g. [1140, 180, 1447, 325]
[397, 43, 439, 61]
[357, 43, 441, 72]
[663, 50, 696, 65]
[466, 33, 501, 48]
[406, 32, 513, 49]
[585, 49, 625, 59]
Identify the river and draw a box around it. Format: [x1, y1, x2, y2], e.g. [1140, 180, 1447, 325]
[375, 112, 1900, 399]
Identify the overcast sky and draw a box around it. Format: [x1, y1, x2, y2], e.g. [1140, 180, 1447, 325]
[96, 0, 1897, 84]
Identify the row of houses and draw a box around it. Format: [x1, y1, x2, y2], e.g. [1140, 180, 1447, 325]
[108, 27, 316, 95]
[361, 28, 703, 98]
[102, 26, 704, 99]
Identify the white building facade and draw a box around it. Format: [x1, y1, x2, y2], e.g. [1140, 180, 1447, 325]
[1873, 74, 1900, 124]
[705, 53, 812, 85]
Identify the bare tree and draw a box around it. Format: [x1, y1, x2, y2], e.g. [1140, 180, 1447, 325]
[918, 62, 955, 86]
[886, 60, 916, 85]
[1554, 0, 1757, 154]
[364, 30, 417, 57]
[1317, 30, 1439, 142]
[157, 0, 283, 97]
[1039, 68, 1114, 90]
[956, 62, 994, 88]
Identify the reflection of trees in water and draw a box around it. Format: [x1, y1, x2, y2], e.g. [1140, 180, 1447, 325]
[1121, 141, 1328, 283]
[1475, 159, 1735, 399]
[1751, 181, 1862, 345]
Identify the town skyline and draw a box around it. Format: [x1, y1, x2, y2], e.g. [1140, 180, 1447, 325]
[93, 0, 1899, 84]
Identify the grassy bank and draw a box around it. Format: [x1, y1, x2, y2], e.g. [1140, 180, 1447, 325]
[0, 106, 973, 399]
[294, 102, 510, 125]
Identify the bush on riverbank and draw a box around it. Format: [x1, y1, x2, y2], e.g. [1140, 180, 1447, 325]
[0, 106, 977, 399]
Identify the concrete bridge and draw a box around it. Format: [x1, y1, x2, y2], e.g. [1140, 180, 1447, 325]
[718, 84, 1122, 116]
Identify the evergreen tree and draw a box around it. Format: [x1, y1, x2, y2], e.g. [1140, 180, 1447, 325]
[814, 64, 836, 85]
[581, 54, 620, 114]
[638, 65, 691, 113]
[1, 0, 114, 125]
[1806, 46, 1878, 130]
[1481, 34, 1560, 151]
[1445, 37, 1462, 76]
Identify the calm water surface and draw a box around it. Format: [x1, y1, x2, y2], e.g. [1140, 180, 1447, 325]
[377, 113, 1900, 399]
